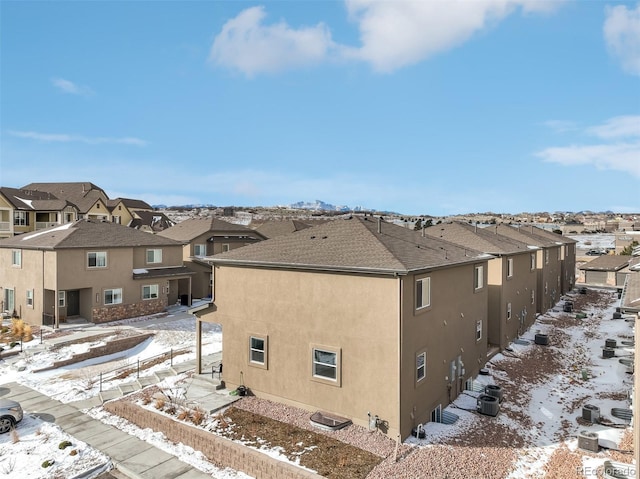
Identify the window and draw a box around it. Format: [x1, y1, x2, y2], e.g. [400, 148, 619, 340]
[507, 302, 512, 320]
[530, 253, 536, 271]
[431, 405, 442, 423]
[506, 258, 513, 278]
[222, 244, 230, 253]
[146, 249, 162, 264]
[112, 215, 121, 224]
[416, 352, 426, 382]
[312, 348, 338, 381]
[26, 290, 33, 307]
[142, 284, 159, 300]
[249, 336, 267, 366]
[104, 288, 123, 305]
[476, 320, 482, 341]
[88, 251, 107, 268]
[11, 250, 21, 267]
[58, 291, 66, 307]
[194, 244, 207, 256]
[474, 265, 484, 290]
[13, 211, 28, 226]
[416, 277, 431, 309]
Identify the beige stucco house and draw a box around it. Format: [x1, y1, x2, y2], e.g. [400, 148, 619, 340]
[193, 217, 491, 440]
[489, 224, 564, 314]
[158, 217, 266, 300]
[524, 225, 577, 296]
[0, 219, 192, 326]
[424, 222, 538, 352]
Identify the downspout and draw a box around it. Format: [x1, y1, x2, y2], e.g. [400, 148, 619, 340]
[397, 274, 403, 443]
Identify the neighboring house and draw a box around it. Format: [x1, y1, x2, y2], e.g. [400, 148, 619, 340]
[192, 217, 491, 440]
[23, 182, 113, 222]
[620, 257, 640, 314]
[424, 222, 538, 352]
[129, 210, 175, 233]
[0, 219, 192, 326]
[578, 255, 630, 287]
[615, 231, 640, 254]
[106, 197, 153, 226]
[523, 226, 577, 295]
[252, 219, 312, 239]
[488, 225, 563, 314]
[158, 217, 266, 299]
[0, 187, 78, 239]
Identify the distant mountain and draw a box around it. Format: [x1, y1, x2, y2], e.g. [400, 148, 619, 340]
[286, 200, 367, 212]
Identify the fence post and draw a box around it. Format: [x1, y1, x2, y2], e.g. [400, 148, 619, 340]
[137, 359, 140, 379]
[99, 372, 102, 392]
[170, 349, 173, 367]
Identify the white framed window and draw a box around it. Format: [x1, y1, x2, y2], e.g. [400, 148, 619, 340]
[58, 291, 66, 307]
[112, 215, 121, 224]
[88, 251, 107, 268]
[431, 404, 442, 423]
[507, 302, 512, 320]
[312, 347, 339, 382]
[222, 244, 230, 253]
[142, 284, 159, 300]
[416, 277, 431, 310]
[104, 288, 123, 305]
[11, 250, 21, 267]
[530, 253, 536, 271]
[474, 265, 484, 290]
[146, 248, 162, 264]
[194, 244, 207, 257]
[13, 211, 28, 226]
[476, 320, 482, 341]
[506, 258, 513, 278]
[26, 290, 33, 307]
[249, 336, 267, 366]
[416, 351, 426, 382]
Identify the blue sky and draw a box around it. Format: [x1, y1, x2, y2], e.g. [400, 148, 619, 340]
[1, 1, 639, 216]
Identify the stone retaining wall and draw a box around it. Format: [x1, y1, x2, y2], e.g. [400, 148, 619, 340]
[34, 333, 154, 372]
[104, 399, 324, 479]
[92, 298, 168, 324]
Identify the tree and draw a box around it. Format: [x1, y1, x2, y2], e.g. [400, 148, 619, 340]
[621, 240, 639, 255]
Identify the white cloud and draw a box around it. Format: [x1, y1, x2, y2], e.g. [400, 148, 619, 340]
[209, 6, 335, 76]
[604, 2, 640, 76]
[537, 115, 640, 178]
[51, 77, 94, 96]
[8, 130, 147, 146]
[542, 120, 578, 133]
[210, 1, 564, 75]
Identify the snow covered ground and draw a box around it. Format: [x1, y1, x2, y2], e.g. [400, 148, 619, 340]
[0, 290, 636, 479]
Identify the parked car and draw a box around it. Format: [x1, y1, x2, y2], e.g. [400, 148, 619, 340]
[586, 249, 606, 256]
[0, 399, 23, 433]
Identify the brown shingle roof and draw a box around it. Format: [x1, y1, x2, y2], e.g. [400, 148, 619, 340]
[211, 217, 487, 275]
[253, 219, 312, 239]
[0, 187, 70, 211]
[158, 217, 263, 241]
[22, 182, 107, 214]
[424, 222, 531, 255]
[109, 198, 152, 210]
[485, 224, 560, 248]
[0, 219, 183, 250]
[579, 255, 630, 271]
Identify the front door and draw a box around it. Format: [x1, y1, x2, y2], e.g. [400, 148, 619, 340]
[67, 290, 80, 316]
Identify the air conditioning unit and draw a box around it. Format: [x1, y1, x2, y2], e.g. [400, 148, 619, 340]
[484, 385, 504, 403]
[605, 338, 617, 348]
[582, 404, 600, 423]
[476, 394, 499, 417]
[534, 333, 549, 345]
[578, 430, 599, 453]
[603, 347, 615, 359]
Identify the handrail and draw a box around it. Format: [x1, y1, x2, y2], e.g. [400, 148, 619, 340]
[99, 347, 191, 391]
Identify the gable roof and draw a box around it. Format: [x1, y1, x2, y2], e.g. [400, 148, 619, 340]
[108, 198, 153, 211]
[211, 217, 488, 275]
[22, 182, 108, 214]
[0, 219, 182, 250]
[129, 210, 175, 232]
[253, 219, 312, 239]
[485, 224, 560, 248]
[524, 225, 577, 245]
[579, 255, 630, 272]
[0, 187, 71, 212]
[423, 221, 532, 256]
[158, 217, 263, 242]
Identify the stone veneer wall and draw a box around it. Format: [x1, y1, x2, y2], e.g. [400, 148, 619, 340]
[104, 400, 324, 479]
[92, 297, 167, 324]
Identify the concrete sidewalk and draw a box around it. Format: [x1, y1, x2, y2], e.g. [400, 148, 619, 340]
[3, 382, 218, 479]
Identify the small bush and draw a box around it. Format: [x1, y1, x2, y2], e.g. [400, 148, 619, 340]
[11, 319, 24, 338]
[191, 407, 206, 426]
[69, 449, 78, 456]
[177, 410, 190, 421]
[22, 324, 33, 342]
[58, 440, 72, 450]
[166, 404, 176, 415]
[9, 341, 18, 348]
[154, 398, 165, 410]
[41, 460, 55, 468]
[141, 391, 152, 405]
[1, 326, 8, 334]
